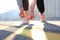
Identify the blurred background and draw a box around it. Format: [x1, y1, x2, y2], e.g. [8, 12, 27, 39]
[0, 0, 60, 40]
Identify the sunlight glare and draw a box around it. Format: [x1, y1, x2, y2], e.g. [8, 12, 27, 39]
[31, 29, 47, 40]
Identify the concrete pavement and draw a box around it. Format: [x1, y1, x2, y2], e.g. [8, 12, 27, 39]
[0, 21, 60, 40]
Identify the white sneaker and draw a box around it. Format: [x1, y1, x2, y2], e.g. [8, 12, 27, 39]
[22, 18, 29, 24]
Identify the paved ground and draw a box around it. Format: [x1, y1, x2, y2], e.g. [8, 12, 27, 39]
[0, 21, 60, 40]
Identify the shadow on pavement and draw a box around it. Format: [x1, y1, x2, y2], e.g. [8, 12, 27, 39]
[44, 21, 60, 33]
[13, 34, 33, 40]
[13, 23, 34, 30]
[13, 23, 29, 28]
[24, 24, 34, 30]
[0, 30, 13, 40]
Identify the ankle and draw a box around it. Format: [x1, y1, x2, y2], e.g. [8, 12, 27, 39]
[24, 11, 28, 17]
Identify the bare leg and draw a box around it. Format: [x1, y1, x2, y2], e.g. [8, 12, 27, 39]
[17, 0, 29, 23]
[28, 0, 36, 20]
[37, 0, 45, 22]
[23, 11, 29, 23]
[22, 0, 29, 23]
